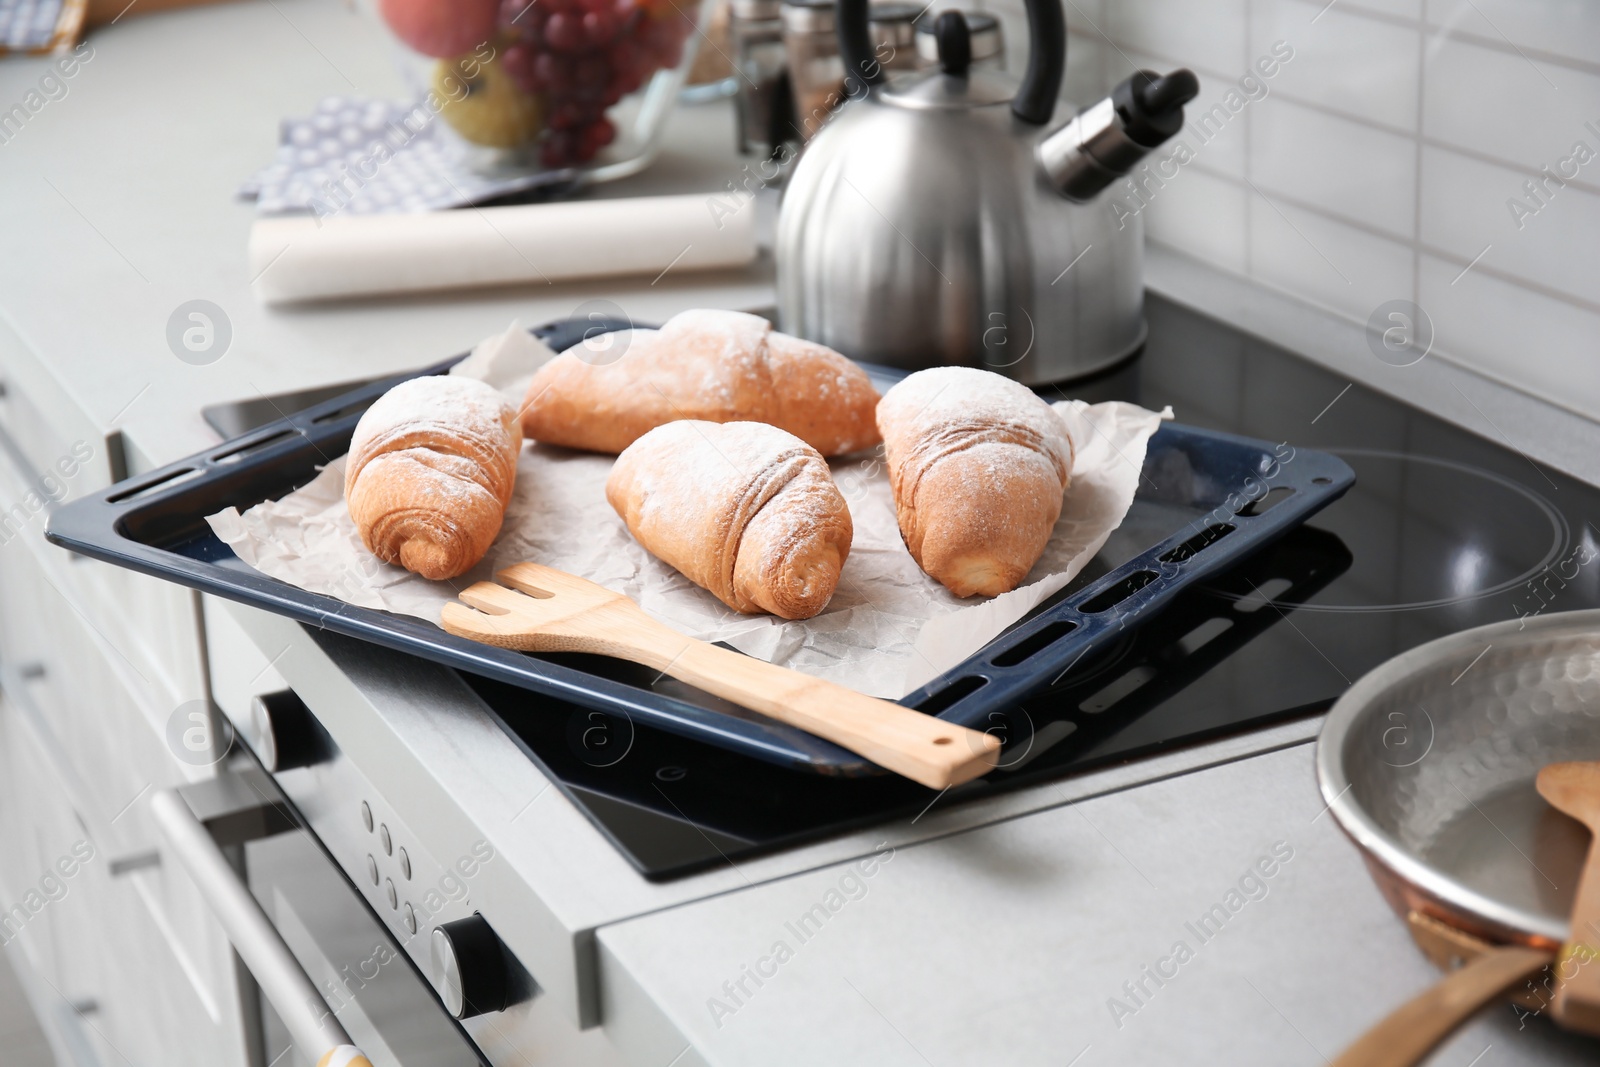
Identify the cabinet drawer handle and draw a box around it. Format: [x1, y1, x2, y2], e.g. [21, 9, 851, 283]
[149, 788, 374, 1067]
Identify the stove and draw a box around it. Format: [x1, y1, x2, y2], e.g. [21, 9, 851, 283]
[218, 293, 1600, 880]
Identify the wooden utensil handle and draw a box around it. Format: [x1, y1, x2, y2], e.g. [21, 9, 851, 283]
[654, 634, 1000, 790]
[1553, 836, 1600, 1034]
[317, 1047, 374, 1067]
[1331, 946, 1553, 1067]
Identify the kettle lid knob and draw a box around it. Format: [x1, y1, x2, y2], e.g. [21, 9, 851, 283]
[933, 10, 972, 76]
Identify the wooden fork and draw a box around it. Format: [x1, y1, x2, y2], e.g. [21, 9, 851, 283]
[441, 562, 1001, 789]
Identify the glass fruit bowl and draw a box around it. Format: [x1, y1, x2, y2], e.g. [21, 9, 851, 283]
[372, 0, 709, 181]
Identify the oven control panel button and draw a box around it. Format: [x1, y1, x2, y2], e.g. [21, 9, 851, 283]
[430, 915, 511, 1019]
[248, 689, 325, 771]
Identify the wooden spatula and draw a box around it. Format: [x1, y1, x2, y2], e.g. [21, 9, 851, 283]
[1537, 759, 1600, 1035]
[1329, 941, 1553, 1067]
[440, 562, 1001, 789]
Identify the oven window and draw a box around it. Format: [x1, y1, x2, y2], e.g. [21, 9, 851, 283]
[245, 831, 484, 1067]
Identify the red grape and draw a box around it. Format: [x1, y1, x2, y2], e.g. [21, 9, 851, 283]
[532, 51, 573, 90]
[544, 11, 584, 51]
[573, 55, 610, 95]
[521, 7, 549, 38]
[502, 41, 538, 91]
[483, 0, 688, 168]
[582, 9, 618, 46]
[549, 100, 590, 129]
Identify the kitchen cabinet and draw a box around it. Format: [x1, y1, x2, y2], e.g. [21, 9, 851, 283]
[0, 344, 254, 1065]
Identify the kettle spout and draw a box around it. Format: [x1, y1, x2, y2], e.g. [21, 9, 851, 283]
[1037, 68, 1199, 202]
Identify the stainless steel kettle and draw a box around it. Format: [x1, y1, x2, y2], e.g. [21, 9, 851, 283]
[775, 0, 1199, 384]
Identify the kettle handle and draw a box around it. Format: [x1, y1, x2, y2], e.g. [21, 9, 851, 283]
[836, 0, 1065, 125]
[837, 0, 882, 95]
[1011, 0, 1067, 124]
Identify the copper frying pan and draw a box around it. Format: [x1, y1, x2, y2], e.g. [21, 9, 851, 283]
[1317, 609, 1600, 1065]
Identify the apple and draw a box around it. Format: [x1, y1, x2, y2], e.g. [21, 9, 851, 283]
[378, 0, 499, 58]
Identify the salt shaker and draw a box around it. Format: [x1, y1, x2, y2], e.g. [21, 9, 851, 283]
[868, 2, 922, 72]
[731, 0, 787, 154]
[780, 0, 845, 140]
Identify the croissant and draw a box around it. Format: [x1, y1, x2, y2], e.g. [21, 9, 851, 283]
[521, 308, 880, 456]
[877, 367, 1075, 598]
[605, 420, 853, 620]
[344, 376, 522, 581]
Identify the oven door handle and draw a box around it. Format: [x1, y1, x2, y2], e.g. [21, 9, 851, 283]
[150, 787, 374, 1067]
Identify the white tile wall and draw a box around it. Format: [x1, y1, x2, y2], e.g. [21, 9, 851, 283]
[1249, 194, 1415, 320]
[1418, 254, 1600, 405]
[1253, 100, 1418, 231]
[1106, 0, 1250, 74]
[1419, 145, 1600, 306]
[1142, 167, 1250, 271]
[1423, 35, 1600, 168]
[1250, 1, 1418, 130]
[977, 0, 1600, 416]
[1429, 0, 1600, 68]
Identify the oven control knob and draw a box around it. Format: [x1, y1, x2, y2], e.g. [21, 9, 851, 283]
[430, 915, 510, 1019]
[248, 690, 323, 772]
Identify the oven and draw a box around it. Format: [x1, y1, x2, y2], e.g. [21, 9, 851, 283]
[160, 670, 620, 1067]
[155, 738, 492, 1067]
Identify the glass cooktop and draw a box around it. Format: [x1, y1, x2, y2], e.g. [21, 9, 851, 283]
[452, 293, 1600, 879]
[229, 293, 1600, 880]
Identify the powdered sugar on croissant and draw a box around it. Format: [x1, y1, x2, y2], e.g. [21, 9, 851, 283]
[876, 367, 1074, 598]
[605, 420, 853, 620]
[521, 309, 880, 456]
[344, 376, 522, 580]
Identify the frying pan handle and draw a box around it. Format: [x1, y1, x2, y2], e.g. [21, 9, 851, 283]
[1330, 945, 1553, 1067]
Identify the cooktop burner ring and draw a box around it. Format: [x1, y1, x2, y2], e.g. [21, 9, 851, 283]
[1209, 450, 1568, 614]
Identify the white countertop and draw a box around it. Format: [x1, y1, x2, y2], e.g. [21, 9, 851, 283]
[599, 742, 1599, 1067]
[7, 3, 1600, 1064]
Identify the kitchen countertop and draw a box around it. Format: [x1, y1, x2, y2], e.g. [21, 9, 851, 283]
[600, 742, 1598, 1067]
[6, 2, 1600, 1063]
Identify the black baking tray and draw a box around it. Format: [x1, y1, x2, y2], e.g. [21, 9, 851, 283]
[46, 318, 1354, 778]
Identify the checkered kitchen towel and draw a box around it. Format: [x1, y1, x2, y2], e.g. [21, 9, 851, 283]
[239, 96, 571, 217]
[0, 0, 86, 55]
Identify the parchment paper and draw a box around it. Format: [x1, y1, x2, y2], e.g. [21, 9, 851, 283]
[207, 325, 1171, 698]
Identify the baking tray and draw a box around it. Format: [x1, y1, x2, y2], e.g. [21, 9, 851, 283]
[46, 318, 1355, 778]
